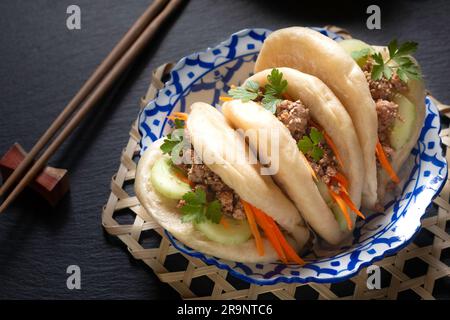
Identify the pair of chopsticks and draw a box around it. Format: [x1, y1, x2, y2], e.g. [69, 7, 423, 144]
[0, 0, 184, 213]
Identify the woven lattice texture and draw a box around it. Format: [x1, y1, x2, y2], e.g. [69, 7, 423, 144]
[102, 28, 450, 300]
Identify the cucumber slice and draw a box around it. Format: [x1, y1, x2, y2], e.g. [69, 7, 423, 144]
[316, 180, 333, 206]
[195, 217, 252, 245]
[389, 94, 417, 150]
[151, 157, 191, 200]
[331, 204, 349, 232]
[338, 39, 374, 67]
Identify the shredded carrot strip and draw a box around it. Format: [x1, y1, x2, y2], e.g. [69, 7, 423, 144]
[241, 200, 264, 256]
[172, 112, 188, 120]
[220, 216, 229, 229]
[332, 172, 349, 191]
[324, 132, 344, 168]
[329, 188, 352, 230]
[268, 216, 305, 265]
[375, 140, 400, 184]
[249, 204, 288, 263]
[174, 171, 194, 188]
[339, 191, 366, 220]
[282, 93, 293, 101]
[219, 96, 233, 102]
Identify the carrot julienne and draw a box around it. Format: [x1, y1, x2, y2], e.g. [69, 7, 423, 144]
[339, 191, 366, 220]
[219, 96, 233, 102]
[331, 172, 349, 190]
[174, 170, 194, 188]
[167, 112, 188, 125]
[329, 187, 352, 230]
[282, 93, 294, 101]
[268, 216, 305, 265]
[375, 140, 400, 184]
[241, 200, 264, 256]
[220, 216, 229, 229]
[250, 205, 288, 263]
[172, 112, 188, 120]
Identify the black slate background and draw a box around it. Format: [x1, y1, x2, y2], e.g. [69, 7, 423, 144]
[0, 0, 449, 299]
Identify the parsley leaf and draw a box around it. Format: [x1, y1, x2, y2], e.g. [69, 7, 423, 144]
[262, 95, 282, 113]
[245, 80, 260, 93]
[173, 118, 185, 129]
[310, 146, 324, 162]
[160, 128, 185, 161]
[226, 68, 288, 114]
[297, 136, 313, 153]
[205, 200, 222, 224]
[309, 127, 324, 145]
[395, 41, 418, 57]
[228, 86, 258, 102]
[297, 128, 325, 162]
[180, 188, 222, 224]
[160, 138, 179, 154]
[265, 68, 288, 97]
[370, 39, 421, 82]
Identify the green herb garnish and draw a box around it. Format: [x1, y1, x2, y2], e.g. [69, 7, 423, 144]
[227, 68, 288, 113]
[160, 127, 185, 158]
[352, 39, 421, 82]
[173, 118, 185, 129]
[297, 127, 324, 162]
[228, 83, 259, 102]
[180, 188, 222, 224]
[160, 114, 187, 154]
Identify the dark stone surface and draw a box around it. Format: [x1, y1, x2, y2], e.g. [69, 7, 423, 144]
[0, 0, 448, 299]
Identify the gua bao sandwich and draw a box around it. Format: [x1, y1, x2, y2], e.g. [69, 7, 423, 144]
[254, 27, 425, 209]
[135, 102, 310, 263]
[221, 68, 364, 245]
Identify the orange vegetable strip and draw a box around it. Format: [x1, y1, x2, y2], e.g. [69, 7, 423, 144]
[339, 191, 366, 220]
[250, 205, 288, 263]
[220, 216, 229, 229]
[375, 140, 400, 184]
[331, 172, 349, 191]
[241, 200, 264, 256]
[172, 112, 188, 120]
[219, 96, 233, 102]
[329, 188, 352, 230]
[248, 204, 287, 263]
[282, 93, 293, 101]
[324, 132, 344, 168]
[173, 170, 194, 188]
[268, 216, 305, 265]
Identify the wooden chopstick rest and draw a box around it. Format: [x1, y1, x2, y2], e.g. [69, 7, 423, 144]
[0, 143, 69, 206]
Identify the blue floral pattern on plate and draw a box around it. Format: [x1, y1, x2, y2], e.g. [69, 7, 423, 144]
[137, 28, 447, 285]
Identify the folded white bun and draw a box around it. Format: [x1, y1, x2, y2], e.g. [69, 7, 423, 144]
[255, 27, 378, 209]
[135, 102, 310, 262]
[370, 46, 426, 201]
[222, 68, 364, 245]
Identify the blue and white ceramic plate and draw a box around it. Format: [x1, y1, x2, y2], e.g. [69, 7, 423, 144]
[137, 28, 447, 285]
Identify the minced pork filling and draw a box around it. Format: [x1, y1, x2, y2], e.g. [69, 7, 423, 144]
[363, 62, 408, 157]
[275, 99, 340, 189]
[177, 150, 246, 220]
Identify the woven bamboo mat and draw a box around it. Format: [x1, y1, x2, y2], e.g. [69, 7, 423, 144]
[101, 27, 450, 300]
